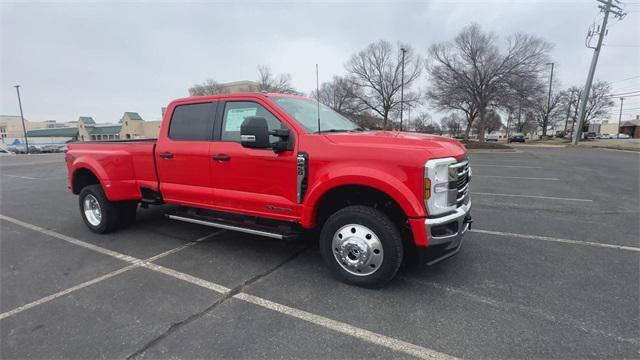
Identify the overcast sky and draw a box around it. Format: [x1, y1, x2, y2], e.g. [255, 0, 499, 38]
[1, 0, 639, 124]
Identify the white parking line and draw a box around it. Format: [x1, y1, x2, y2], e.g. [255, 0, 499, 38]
[0, 264, 138, 320]
[472, 192, 593, 202]
[0, 214, 455, 360]
[470, 229, 640, 252]
[472, 164, 542, 168]
[0, 215, 223, 319]
[473, 175, 560, 181]
[3, 174, 38, 180]
[235, 292, 454, 360]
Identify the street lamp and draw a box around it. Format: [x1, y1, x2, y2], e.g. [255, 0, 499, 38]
[399, 47, 406, 131]
[14, 85, 29, 154]
[545, 62, 554, 138]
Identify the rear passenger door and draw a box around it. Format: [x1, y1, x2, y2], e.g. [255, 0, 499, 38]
[155, 101, 217, 207]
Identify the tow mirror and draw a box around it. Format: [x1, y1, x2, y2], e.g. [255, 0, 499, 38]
[241, 117, 270, 149]
[271, 128, 291, 153]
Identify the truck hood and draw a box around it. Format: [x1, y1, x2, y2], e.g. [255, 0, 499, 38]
[323, 130, 467, 160]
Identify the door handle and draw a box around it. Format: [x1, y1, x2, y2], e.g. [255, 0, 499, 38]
[159, 152, 174, 159]
[212, 154, 230, 161]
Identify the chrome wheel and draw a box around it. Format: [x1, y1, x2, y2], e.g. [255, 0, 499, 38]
[83, 194, 102, 226]
[332, 224, 383, 276]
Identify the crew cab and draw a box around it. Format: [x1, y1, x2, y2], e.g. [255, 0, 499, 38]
[65, 93, 472, 287]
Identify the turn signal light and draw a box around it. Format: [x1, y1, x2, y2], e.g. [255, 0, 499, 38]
[424, 178, 431, 199]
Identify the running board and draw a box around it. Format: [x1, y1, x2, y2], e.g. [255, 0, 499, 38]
[167, 214, 286, 240]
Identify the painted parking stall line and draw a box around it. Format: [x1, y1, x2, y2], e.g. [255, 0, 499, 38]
[0, 264, 137, 320]
[3, 174, 38, 180]
[472, 164, 543, 169]
[470, 228, 640, 252]
[472, 192, 593, 202]
[473, 175, 560, 181]
[0, 214, 457, 360]
[0, 214, 224, 319]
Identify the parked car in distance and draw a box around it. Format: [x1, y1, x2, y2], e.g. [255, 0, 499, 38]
[7, 145, 41, 154]
[485, 134, 499, 142]
[596, 133, 610, 139]
[617, 133, 631, 139]
[41, 144, 64, 153]
[65, 92, 473, 288]
[583, 132, 597, 140]
[508, 134, 526, 143]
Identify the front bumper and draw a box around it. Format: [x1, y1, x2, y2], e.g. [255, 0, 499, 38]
[421, 200, 472, 265]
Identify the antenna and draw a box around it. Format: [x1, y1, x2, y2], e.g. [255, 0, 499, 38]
[316, 64, 321, 134]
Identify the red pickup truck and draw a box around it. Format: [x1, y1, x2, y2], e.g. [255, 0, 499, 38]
[66, 93, 472, 287]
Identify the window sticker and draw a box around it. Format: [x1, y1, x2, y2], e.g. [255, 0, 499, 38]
[225, 107, 257, 131]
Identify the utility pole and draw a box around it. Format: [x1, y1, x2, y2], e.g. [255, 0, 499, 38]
[399, 47, 406, 131]
[573, 0, 626, 145]
[544, 62, 554, 137]
[617, 97, 624, 138]
[14, 85, 29, 154]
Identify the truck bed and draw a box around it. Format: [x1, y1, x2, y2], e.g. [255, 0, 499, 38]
[66, 139, 159, 201]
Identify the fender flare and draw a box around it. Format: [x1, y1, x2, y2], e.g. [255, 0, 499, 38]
[300, 168, 425, 228]
[71, 158, 109, 194]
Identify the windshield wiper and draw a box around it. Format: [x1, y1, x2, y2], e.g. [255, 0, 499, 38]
[314, 129, 350, 134]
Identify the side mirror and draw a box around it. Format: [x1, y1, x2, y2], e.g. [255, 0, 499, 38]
[241, 117, 270, 149]
[271, 128, 291, 153]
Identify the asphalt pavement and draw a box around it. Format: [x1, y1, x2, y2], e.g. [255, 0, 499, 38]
[0, 148, 638, 359]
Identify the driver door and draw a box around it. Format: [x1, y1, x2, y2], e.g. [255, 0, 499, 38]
[210, 100, 300, 221]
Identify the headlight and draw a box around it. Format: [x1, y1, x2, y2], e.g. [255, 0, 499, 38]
[424, 157, 458, 217]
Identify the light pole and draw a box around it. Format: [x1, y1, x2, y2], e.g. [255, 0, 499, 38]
[399, 47, 406, 131]
[545, 62, 554, 137]
[14, 85, 29, 154]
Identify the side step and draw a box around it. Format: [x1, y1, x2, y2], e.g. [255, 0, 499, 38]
[166, 209, 300, 240]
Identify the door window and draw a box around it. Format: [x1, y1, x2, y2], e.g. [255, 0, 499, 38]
[169, 102, 215, 141]
[221, 102, 285, 144]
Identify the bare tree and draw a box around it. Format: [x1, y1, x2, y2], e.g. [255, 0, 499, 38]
[427, 23, 553, 141]
[188, 79, 226, 96]
[440, 113, 465, 137]
[256, 65, 299, 94]
[311, 76, 366, 117]
[345, 40, 422, 129]
[530, 87, 566, 136]
[558, 86, 581, 134]
[561, 81, 614, 135]
[475, 109, 503, 135]
[409, 112, 432, 132]
[581, 80, 615, 128]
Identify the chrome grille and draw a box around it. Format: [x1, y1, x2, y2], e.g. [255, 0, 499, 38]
[448, 160, 470, 207]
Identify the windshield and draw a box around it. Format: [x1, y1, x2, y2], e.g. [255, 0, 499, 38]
[273, 97, 361, 133]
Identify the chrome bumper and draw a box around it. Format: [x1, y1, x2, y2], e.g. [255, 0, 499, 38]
[423, 201, 472, 265]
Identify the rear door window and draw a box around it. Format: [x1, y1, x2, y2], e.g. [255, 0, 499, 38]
[169, 102, 216, 141]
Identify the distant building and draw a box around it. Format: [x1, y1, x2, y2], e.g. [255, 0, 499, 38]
[0, 115, 69, 145]
[220, 80, 260, 93]
[620, 116, 640, 138]
[77, 112, 161, 141]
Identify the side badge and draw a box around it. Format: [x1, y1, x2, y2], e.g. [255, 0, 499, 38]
[297, 152, 308, 203]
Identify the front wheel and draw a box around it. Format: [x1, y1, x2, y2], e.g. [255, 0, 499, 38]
[319, 205, 403, 288]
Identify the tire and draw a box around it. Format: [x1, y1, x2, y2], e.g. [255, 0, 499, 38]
[319, 205, 403, 288]
[78, 184, 120, 233]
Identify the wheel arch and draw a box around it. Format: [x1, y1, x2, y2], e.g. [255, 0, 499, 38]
[71, 167, 102, 194]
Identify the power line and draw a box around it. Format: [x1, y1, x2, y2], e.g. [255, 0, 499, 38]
[610, 75, 640, 83]
[606, 90, 640, 97]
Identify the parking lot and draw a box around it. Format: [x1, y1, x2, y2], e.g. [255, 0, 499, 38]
[1, 147, 638, 359]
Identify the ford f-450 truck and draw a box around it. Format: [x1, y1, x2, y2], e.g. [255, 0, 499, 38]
[66, 93, 472, 287]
